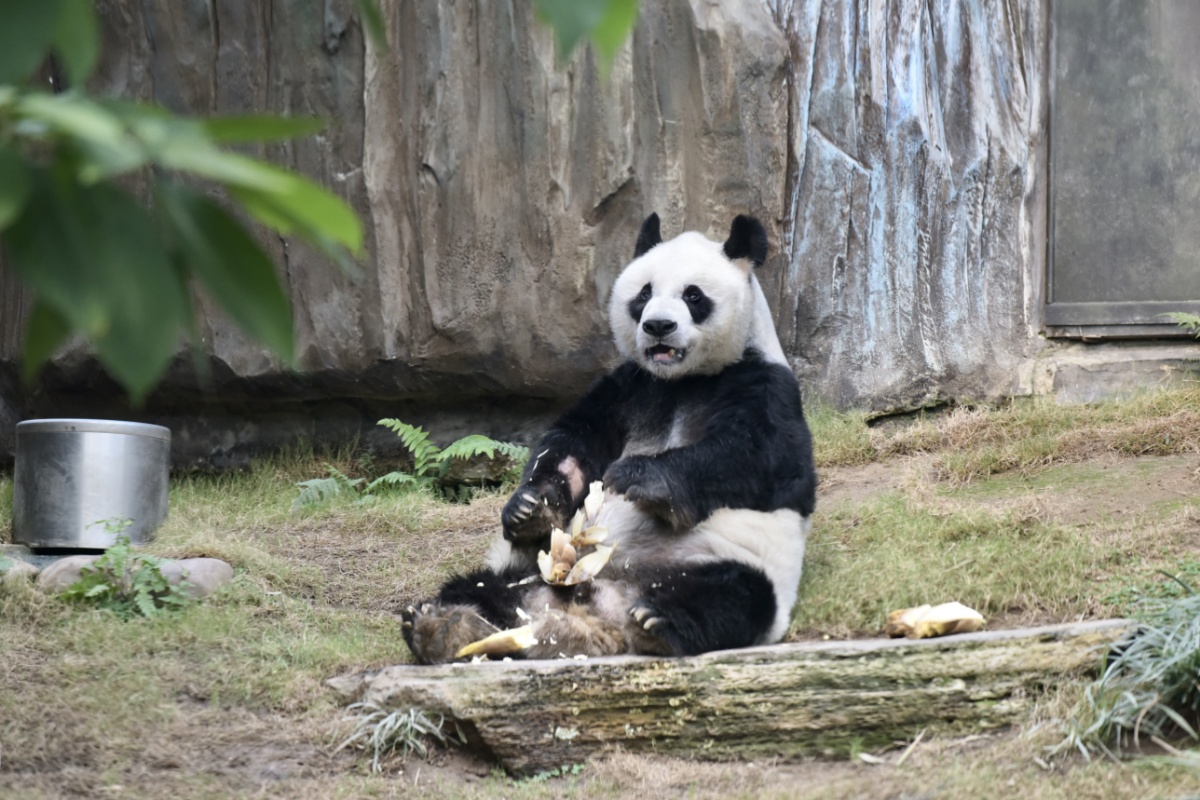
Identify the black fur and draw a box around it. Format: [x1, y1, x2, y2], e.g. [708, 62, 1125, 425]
[627, 282, 652, 323]
[634, 212, 662, 257]
[434, 567, 531, 630]
[682, 284, 713, 324]
[631, 562, 777, 655]
[722, 215, 768, 267]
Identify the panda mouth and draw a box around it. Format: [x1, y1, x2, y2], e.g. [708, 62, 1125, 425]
[646, 344, 686, 364]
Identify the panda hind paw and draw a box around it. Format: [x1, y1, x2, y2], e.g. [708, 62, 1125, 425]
[401, 602, 499, 665]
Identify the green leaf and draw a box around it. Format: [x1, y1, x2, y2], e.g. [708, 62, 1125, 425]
[532, 0, 638, 67]
[53, 0, 100, 86]
[0, 146, 31, 230]
[585, 0, 638, 65]
[134, 589, 158, 618]
[6, 170, 190, 403]
[229, 171, 363, 256]
[158, 181, 295, 363]
[0, 0, 64, 84]
[15, 92, 147, 182]
[354, 0, 389, 51]
[201, 114, 327, 144]
[21, 300, 73, 383]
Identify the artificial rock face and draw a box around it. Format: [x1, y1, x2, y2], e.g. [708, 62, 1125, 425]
[1, 0, 1042, 468]
[403, 215, 817, 663]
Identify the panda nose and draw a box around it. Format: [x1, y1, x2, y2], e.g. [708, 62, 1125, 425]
[642, 319, 677, 338]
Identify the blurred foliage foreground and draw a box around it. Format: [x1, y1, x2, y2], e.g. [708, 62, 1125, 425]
[0, 0, 638, 404]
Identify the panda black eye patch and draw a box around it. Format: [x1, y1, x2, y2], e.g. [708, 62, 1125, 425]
[627, 283, 653, 321]
[682, 284, 713, 324]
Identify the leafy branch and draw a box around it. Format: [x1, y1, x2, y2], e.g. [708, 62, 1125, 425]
[1161, 312, 1200, 337]
[0, 2, 361, 403]
[0, 1, 638, 404]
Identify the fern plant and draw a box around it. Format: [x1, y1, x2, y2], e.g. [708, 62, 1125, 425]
[292, 421, 528, 508]
[368, 420, 528, 498]
[293, 464, 365, 509]
[1161, 311, 1200, 336]
[60, 533, 193, 620]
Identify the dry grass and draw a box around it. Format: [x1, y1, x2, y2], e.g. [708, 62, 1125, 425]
[811, 387, 1200, 484]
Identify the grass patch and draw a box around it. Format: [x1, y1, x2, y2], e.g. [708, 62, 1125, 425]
[4, 387, 1200, 795]
[811, 387, 1200, 481]
[791, 492, 1102, 637]
[1058, 592, 1200, 759]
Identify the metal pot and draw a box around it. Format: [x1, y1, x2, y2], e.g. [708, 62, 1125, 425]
[13, 419, 171, 550]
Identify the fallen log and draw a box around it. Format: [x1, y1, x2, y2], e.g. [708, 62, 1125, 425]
[327, 619, 1131, 775]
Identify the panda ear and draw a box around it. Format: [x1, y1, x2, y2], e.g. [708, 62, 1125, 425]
[722, 215, 768, 268]
[634, 213, 662, 258]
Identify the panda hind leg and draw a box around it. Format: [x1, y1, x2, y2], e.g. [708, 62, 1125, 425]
[401, 568, 529, 665]
[524, 604, 627, 659]
[627, 561, 777, 656]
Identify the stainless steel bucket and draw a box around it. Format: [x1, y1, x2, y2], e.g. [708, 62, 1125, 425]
[13, 419, 171, 550]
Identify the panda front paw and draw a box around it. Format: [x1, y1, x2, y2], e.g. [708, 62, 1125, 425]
[501, 481, 568, 542]
[603, 457, 696, 530]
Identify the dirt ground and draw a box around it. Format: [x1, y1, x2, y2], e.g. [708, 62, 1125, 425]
[363, 454, 1200, 797]
[4, 449, 1200, 799]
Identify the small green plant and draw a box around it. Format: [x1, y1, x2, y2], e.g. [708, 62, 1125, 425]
[292, 464, 365, 510]
[510, 763, 586, 785]
[60, 532, 192, 620]
[1161, 311, 1200, 337]
[1056, 586, 1200, 759]
[293, 421, 528, 508]
[336, 703, 465, 773]
[369, 419, 528, 490]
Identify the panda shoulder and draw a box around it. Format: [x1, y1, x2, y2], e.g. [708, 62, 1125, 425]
[725, 349, 800, 387]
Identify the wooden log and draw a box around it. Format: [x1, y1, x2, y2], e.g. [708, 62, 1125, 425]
[327, 620, 1131, 775]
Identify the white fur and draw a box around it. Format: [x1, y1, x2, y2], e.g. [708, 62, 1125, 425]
[589, 495, 808, 644]
[747, 273, 788, 366]
[609, 232, 756, 378]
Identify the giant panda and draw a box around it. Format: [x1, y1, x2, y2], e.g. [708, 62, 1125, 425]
[402, 213, 817, 663]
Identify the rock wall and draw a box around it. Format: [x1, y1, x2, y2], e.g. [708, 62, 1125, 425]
[0, 0, 1047, 462]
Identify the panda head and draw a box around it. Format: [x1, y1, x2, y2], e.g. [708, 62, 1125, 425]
[608, 213, 770, 379]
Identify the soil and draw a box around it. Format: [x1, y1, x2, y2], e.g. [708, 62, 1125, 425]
[4, 453, 1200, 799]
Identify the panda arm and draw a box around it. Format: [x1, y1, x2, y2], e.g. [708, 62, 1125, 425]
[501, 367, 633, 542]
[604, 362, 814, 528]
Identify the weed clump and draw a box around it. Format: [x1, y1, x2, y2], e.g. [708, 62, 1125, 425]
[60, 534, 192, 620]
[336, 702, 465, 772]
[1057, 587, 1200, 759]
